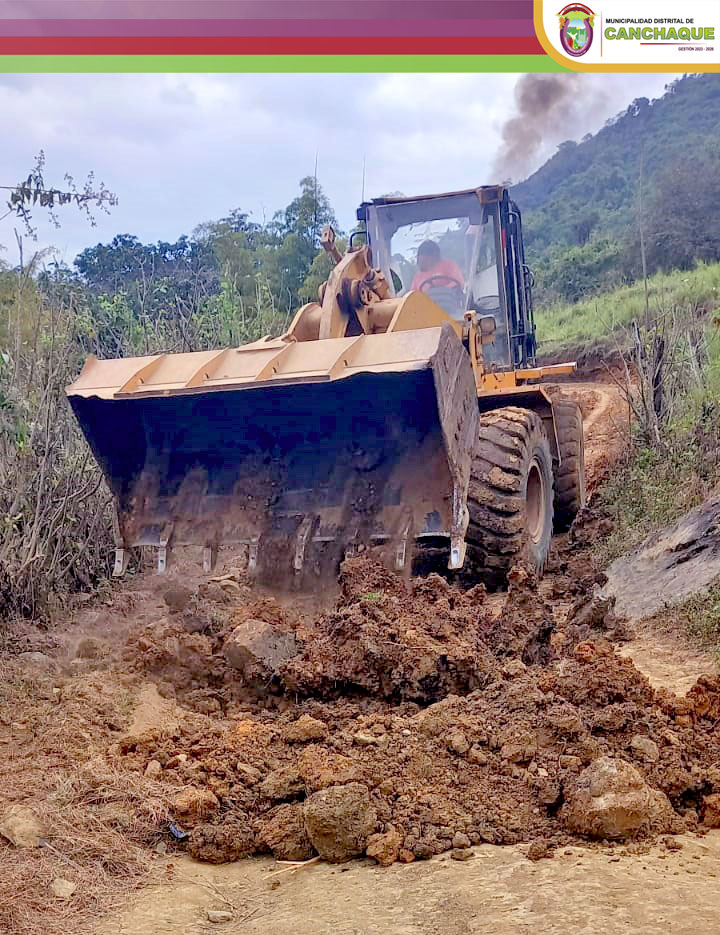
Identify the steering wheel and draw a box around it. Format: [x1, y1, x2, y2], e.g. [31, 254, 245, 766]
[419, 274, 464, 293]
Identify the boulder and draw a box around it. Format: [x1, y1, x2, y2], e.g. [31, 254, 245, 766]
[561, 756, 674, 840]
[702, 793, 720, 828]
[257, 803, 315, 861]
[304, 783, 376, 862]
[223, 619, 297, 681]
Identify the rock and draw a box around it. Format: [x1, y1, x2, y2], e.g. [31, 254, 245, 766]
[188, 817, 255, 863]
[298, 746, 358, 792]
[353, 731, 381, 746]
[303, 783, 376, 863]
[559, 755, 583, 771]
[702, 793, 720, 828]
[163, 585, 193, 613]
[450, 848, 474, 861]
[207, 910, 233, 923]
[166, 753, 188, 768]
[546, 710, 585, 737]
[527, 840, 553, 861]
[144, 759, 162, 779]
[413, 843, 435, 860]
[51, 878, 77, 899]
[223, 619, 297, 681]
[500, 733, 536, 763]
[366, 827, 403, 867]
[75, 637, 102, 659]
[398, 848, 415, 863]
[448, 731, 470, 755]
[260, 766, 304, 801]
[283, 714, 328, 743]
[179, 613, 209, 634]
[258, 803, 314, 862]
[468, 746, 489, 766]
[173, 787, 220, 820]
[561, 756, 675, 840]
[452, 832, 471, 850]
[0, 804, 44, 847]
[502, 659, 527, 678]
[18, 651, 55, 670]
[536, 779, 562, 807]
[235, 762, 262, 786]
[630, 735, 660, 763]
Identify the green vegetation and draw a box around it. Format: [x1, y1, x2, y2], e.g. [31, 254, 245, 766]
[642, 581, 720, 663]
[536, 261, 720, 352]
[596, 315, 720, 566]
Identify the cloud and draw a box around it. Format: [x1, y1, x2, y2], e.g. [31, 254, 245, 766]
[0, 72, 671, 265]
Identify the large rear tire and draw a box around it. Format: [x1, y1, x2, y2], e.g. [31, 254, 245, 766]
[552, 399, 586, 531]
[466, 407, 554, 587]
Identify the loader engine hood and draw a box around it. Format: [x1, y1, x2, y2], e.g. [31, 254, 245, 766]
[67, 325, 478, 584]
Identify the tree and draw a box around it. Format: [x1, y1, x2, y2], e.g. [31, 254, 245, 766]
[2, 151, 117, 239]
[628, 152, 720, 276]
[277, 175, 338, 245]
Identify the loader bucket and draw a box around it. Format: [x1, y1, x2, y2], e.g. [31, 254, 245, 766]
[67, 324, 479, 585]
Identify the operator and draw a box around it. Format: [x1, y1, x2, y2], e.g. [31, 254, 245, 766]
[410, 240, 465, 292]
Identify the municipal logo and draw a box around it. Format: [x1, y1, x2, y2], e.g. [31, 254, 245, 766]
[557, 3, 596, 56]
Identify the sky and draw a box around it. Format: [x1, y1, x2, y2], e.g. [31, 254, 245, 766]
[0, 71, 672, 266]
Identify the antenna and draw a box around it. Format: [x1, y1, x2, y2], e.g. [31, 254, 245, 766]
[313, 150, 319, 244]
[361, 155, 366, 203]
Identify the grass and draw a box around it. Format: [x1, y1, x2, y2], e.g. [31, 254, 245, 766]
[594, 445, 710, 566]
[643, 580, 720, 667]
[0, 659, 170, 935]
[535, 261, 720, 354]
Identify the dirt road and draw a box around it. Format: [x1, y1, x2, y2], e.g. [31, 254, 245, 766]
[105, 834, 720, 935]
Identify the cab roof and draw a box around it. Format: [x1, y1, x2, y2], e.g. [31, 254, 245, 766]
[357, 185, 506, 221]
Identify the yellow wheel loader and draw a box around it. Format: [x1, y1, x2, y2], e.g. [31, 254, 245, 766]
[66, 186, 585, 587]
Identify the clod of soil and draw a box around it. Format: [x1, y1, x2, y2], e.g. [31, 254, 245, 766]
[303, 783, 377, 863]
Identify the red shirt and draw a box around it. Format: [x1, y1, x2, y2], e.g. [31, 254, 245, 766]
[411, 259, 465, 292]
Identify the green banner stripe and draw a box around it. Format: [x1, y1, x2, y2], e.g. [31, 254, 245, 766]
[0, 53, 565, 72]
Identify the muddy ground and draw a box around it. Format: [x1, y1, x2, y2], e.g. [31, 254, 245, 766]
[2, 380, 720, 935]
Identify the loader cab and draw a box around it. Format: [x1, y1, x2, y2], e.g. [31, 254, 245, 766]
[357, 186, 537, 369]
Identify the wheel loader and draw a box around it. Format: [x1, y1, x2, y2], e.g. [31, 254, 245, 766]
[66, 185, 586, 588]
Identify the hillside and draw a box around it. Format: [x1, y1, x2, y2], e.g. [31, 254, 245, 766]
[513, 74, 720, 303]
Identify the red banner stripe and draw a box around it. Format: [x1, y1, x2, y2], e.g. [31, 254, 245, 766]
[0, 35, 543, 54]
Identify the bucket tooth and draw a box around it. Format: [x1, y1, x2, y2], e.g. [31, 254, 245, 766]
[293, 516, 315, 576]
[248, 537, 260, 575]
[202, 546, 215, 573]
[112, 548, 129, 578]
[344, 528, 360, 561]
[157, 523, 174, 575]
[395, 521, 412, 572]
[449, 536, 467, 571]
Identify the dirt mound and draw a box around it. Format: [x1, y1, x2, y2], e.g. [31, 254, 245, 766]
[108, 556, 720, 865]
